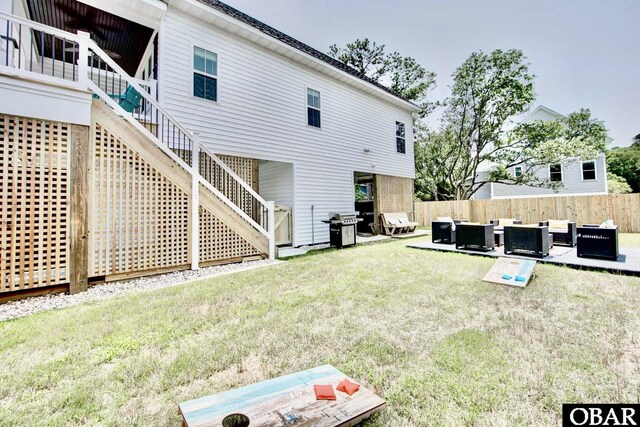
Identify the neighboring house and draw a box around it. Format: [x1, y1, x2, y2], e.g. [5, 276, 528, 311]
[0, 0, 417, 296]
[473, 105, 609, 200]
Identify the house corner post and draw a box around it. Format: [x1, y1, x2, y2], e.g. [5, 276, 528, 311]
[190, 133, 200, 270]
[69, 124, 90, 294]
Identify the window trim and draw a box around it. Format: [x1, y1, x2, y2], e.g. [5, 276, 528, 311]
[548, 163, 563, 183]
[396, 121, 406, 154]
[306, 87, 321, 129]
[581, 160, 598, 181]
[192, 44, 219, 103]
[514, 165, 523, 178]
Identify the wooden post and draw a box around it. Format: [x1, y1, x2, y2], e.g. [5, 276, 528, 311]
[268, 201, 275, 259]
[69, 124, 90, 294]
[190, 133, 200, 270]
[77, 31, 90, 88]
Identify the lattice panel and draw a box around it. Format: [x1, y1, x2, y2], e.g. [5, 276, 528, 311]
[91, 123, 189, 277]
[0, 115, 69, 292]
[199, 205, 260, 264]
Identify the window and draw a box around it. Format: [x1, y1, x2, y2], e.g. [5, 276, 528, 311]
[549, 164, 563, 182]
[193, 47, 217, 101]
[396, 121, 406, 153]
[514, 166, 523, 178]
[582, 160, 597, 180]
[307, 88, 321, 127]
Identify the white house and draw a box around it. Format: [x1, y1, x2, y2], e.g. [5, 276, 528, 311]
[473, 105, 609, 200]
[0, 0, 417, 295]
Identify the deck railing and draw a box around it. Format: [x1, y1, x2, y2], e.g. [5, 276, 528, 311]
[0, 12, 275, 260]
[0, 11, 79, 85]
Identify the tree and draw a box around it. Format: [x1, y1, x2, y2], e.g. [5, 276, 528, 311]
[421, 49, 607, 200]
[633, 133, 640, 148]
[607, 172, 632, 194]
[328, 38, 436, 116]
[607, 145, 640, 192]
[328, 39, 389, 81]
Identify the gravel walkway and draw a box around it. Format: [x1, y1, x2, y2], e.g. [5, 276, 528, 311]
[0, 259, 280, 322]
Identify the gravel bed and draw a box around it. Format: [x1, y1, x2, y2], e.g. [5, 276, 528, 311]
[0, 259, 280, 322]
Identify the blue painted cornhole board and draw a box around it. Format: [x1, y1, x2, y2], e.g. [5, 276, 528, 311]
[482, 257, 536, 288]
[178, 364, 386, 426]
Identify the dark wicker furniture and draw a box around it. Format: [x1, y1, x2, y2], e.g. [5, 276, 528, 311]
[455, 224, 495, 251]
[539, 220, 577, 246]
[577, 225, 619, 261]
[489, 219, 522, 229]
[504, 226, 551, 258]
[431, 219, 464, 244]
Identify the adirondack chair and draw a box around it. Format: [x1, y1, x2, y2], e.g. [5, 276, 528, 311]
[110, 86, 142, 113]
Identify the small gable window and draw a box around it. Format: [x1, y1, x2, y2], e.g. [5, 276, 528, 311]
[514, 166, 523, 178]
[193, 47, 217, 101]
[549, 164, 563, 182]
[307, 88, 321, 128]
[582, 160, 597, 180]
[396, 122, 406, 154]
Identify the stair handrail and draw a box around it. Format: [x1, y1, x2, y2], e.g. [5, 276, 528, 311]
[89, 80, 270, 240]
[86, 39, 270, 209]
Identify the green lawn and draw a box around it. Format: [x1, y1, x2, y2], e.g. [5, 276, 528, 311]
[1, 239, 639, 426]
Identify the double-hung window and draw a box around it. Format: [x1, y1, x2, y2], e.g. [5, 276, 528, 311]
[193, 47, 217, 101]
[307, 88, 321, 128]
[396, 122, 406, 153]
[549, 164, 563, 182]
[514, 166, 523, 178]
[582, 160, 597, 180]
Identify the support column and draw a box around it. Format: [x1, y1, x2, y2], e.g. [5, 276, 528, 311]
[190, 133, 200, 270]
[69, 124, 90, 294]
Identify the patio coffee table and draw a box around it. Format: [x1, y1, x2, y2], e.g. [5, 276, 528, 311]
[178, 364, 386, 426]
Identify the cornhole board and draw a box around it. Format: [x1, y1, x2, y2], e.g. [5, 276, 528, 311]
[483, 257, 536, 288]
[178, 364, 386, 426]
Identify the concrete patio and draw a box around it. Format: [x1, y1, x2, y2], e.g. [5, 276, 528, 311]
[407, 239, 640, 276]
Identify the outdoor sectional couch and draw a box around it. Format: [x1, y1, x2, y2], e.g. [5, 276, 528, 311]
[577, 225, 619, 261]
[539, 220, 577, 246]
[432, 218, 467, 244]
[455, 223, 495, 251]
[504, 225, 551, 258]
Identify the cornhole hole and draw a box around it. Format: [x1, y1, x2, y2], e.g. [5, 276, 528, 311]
[178, 364, 386, 426]
[483, 257, 536, 288]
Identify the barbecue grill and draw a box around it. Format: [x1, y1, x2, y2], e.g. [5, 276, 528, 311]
[321, 212, 362, 248]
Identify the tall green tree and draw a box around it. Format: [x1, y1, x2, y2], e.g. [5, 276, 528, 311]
[607, 145, 640, 192]
[328, 38, 436, 116]
[421, 49, 607, 200]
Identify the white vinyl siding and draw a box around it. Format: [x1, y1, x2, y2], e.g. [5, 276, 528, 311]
[160, 9, 414, 246]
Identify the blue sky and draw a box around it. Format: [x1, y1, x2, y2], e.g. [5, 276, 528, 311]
[223, 0, 639, 146]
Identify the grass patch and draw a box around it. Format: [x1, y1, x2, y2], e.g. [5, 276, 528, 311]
[0, 239, 639, 426]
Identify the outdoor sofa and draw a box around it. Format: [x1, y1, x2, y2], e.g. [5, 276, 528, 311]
[455, 223, 495, 251]
[489, 218, 522, 228]
[504, 225, 551, 258]
[539, 220, 577, 246]
[577, 224, 619, 261]
[431, 217, 467, 244]
[380, 212, 419, 236]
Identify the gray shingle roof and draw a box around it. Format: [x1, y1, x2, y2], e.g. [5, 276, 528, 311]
[196, 0, 410, 103]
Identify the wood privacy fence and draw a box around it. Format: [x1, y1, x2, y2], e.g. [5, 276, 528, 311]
[415, 194, 640, 233]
